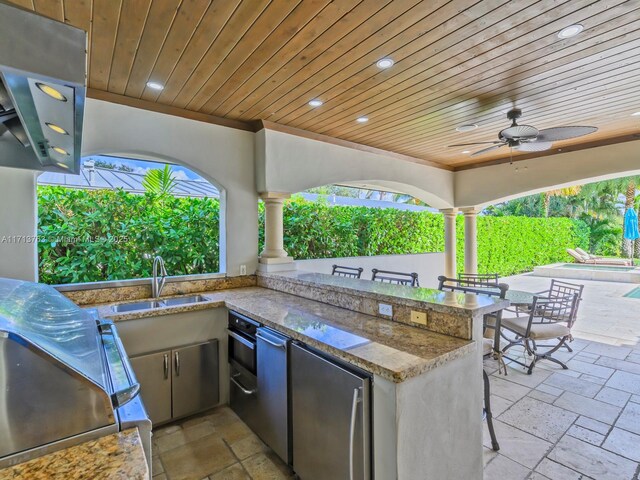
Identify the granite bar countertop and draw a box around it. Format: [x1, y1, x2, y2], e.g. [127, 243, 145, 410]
[93, 287, 474, 383]
[0, 429, 147, 480]
[258, 271, 509, 316]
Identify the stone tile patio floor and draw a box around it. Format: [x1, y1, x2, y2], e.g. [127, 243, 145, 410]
[151, 407, 293, 480]
[483, 273, 640, 480]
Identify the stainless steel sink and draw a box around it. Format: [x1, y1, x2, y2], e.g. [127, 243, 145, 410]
[112, 300, 164, 313]
[162, 295, 207, 306]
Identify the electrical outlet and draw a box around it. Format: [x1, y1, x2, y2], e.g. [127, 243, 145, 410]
[239, 265, 247, 275]
[378, 303, 393, 317]
[411, 310, 427, 325]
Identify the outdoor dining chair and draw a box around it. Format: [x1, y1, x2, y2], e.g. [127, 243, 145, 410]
[371, 269, 419, 287]
[500, 292, 579, 374]
[331, 264, 364, 278]
[534, 279, 584, 352]
[437, 275, 509, 451]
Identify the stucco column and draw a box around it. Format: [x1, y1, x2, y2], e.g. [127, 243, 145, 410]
[462, 207, 479, 274]
[259, 192, 293, 264]
[440, 208, 458, 278]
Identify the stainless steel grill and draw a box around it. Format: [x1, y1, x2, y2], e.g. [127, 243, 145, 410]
[0, 278, 151, 470]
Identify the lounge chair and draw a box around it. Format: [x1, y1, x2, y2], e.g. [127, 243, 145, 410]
[575, 247, 632, 266]
[566, 248, 631, 266]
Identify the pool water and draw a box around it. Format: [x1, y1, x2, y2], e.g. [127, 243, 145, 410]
[624, 287, 640, 299]
[559, 263, 637, 272]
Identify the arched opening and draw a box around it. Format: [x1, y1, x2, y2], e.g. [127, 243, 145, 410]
[37, 154, 225, 284]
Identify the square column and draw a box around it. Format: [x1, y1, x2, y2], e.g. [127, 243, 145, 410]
[461, 207, 479, 274]
[259, 192, 294, 265]
[440, 208, 458, 278]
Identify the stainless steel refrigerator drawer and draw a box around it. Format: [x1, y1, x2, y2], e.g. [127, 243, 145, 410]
[291, 343, 371, 480]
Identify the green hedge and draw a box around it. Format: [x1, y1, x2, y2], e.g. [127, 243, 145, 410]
[38, 186, 220, 284]
[279, 197, 589, 276]
[37, 188, 589, 284]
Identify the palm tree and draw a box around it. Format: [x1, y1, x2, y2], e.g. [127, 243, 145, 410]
[143, 165, 177, 196]
[542, 186, 581, 217]
[594, 176, 640, 256]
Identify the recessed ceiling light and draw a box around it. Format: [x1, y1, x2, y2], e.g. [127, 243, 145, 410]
[45, 122, 69, 135]
[50, 146, 69, 156]
[376, 58, 394, 69]
[632, 112, 640, 116]
[36, 83, 67, 102]
[56, 162, 70, 169]
[558, 24, 583, 39]
[456, 124, 477, 132]
[356, 116, 369, 123]
[462, 150, 471, 154]
[308, 99, 323, 107]
[146, 81, 164, 91]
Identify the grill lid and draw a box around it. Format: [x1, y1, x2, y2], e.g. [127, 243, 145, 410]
[0, 278, 107, 389]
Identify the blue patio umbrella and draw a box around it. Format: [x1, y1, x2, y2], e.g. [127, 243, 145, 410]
[624, 208, 640, 261]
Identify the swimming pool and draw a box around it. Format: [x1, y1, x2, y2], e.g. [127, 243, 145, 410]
[533, 262, 640, 283]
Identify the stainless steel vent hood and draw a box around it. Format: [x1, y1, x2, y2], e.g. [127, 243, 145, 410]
[0, 2, 86, 174]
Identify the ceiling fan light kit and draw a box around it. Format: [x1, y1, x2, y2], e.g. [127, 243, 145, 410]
[448, 108, 598, 157]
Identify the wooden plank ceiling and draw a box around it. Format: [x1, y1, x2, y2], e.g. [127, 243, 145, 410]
[9, 0, 640, 170]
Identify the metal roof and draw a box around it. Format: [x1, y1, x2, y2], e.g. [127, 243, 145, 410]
[38, 165, 219, 198]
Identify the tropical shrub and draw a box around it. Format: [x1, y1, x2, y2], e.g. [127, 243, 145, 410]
[38, 186, 220, 284]
[38, 189, 588, 284]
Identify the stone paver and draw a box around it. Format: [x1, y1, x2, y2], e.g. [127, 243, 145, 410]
[481, 274, 640, 480]
[483, 454, 530, 480]
[498, 396, 576, 442]
[547, 435, 637, 480]
[553, 391, 621, 424]
[606, 370, 640, 395]
[483, 420, 552, 469]
[602, 427, 640, 462]
[615, 401, 640, 435]
[534, 458, 581, 480]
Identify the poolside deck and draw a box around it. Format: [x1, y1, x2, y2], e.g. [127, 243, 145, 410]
[484, 273, 640, 479]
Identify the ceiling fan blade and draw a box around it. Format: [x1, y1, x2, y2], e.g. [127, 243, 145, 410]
[536, 126, 598, 142]
[447, 141, 502, 147]
[516, 141, 553, 152]
[470, 144, 506, 157]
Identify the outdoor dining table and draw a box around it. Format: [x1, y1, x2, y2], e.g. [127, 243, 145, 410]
[489, 289, 538, 354]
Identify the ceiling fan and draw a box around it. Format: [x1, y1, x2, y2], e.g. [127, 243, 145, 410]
[449, 109, 598, 157]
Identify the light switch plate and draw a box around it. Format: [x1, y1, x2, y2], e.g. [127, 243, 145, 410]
[240, 265, 247, 275]
[411, 310, 427, 325]
[378, 303, 393, 316]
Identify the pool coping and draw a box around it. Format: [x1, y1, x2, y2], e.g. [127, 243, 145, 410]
[533, 262, 640, 283]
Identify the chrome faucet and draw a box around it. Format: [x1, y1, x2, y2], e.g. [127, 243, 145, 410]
[152, 256, 168, 298]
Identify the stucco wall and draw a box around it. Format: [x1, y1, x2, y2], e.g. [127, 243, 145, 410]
[0, 168, 38, 281]
[455, 140, 640, 207]
[82, 99, 258, 276]
[256, 129, 455, 208]
[296, 253, 445, 288]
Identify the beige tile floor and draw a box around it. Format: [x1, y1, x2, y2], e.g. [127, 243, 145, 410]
[151, 407, 294, 480]
[483, 273, 640, 480]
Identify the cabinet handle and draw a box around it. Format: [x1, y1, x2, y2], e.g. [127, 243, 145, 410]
[174, 351, 180, 376]
[349, 387, 361, 480]
[257, 332, 286, 350]
[230, 373, 257, 395]
[163, 353, 169, 379]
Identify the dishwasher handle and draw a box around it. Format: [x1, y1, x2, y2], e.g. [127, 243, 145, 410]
[349, 387, 361, 480]
[256, 331, 287, 350]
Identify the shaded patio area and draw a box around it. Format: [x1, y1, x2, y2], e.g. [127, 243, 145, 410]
[483, 273, 640, 480]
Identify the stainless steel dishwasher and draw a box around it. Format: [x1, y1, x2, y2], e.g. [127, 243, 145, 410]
[256, 327, 291, 464]
[291, 342, 371, 480]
